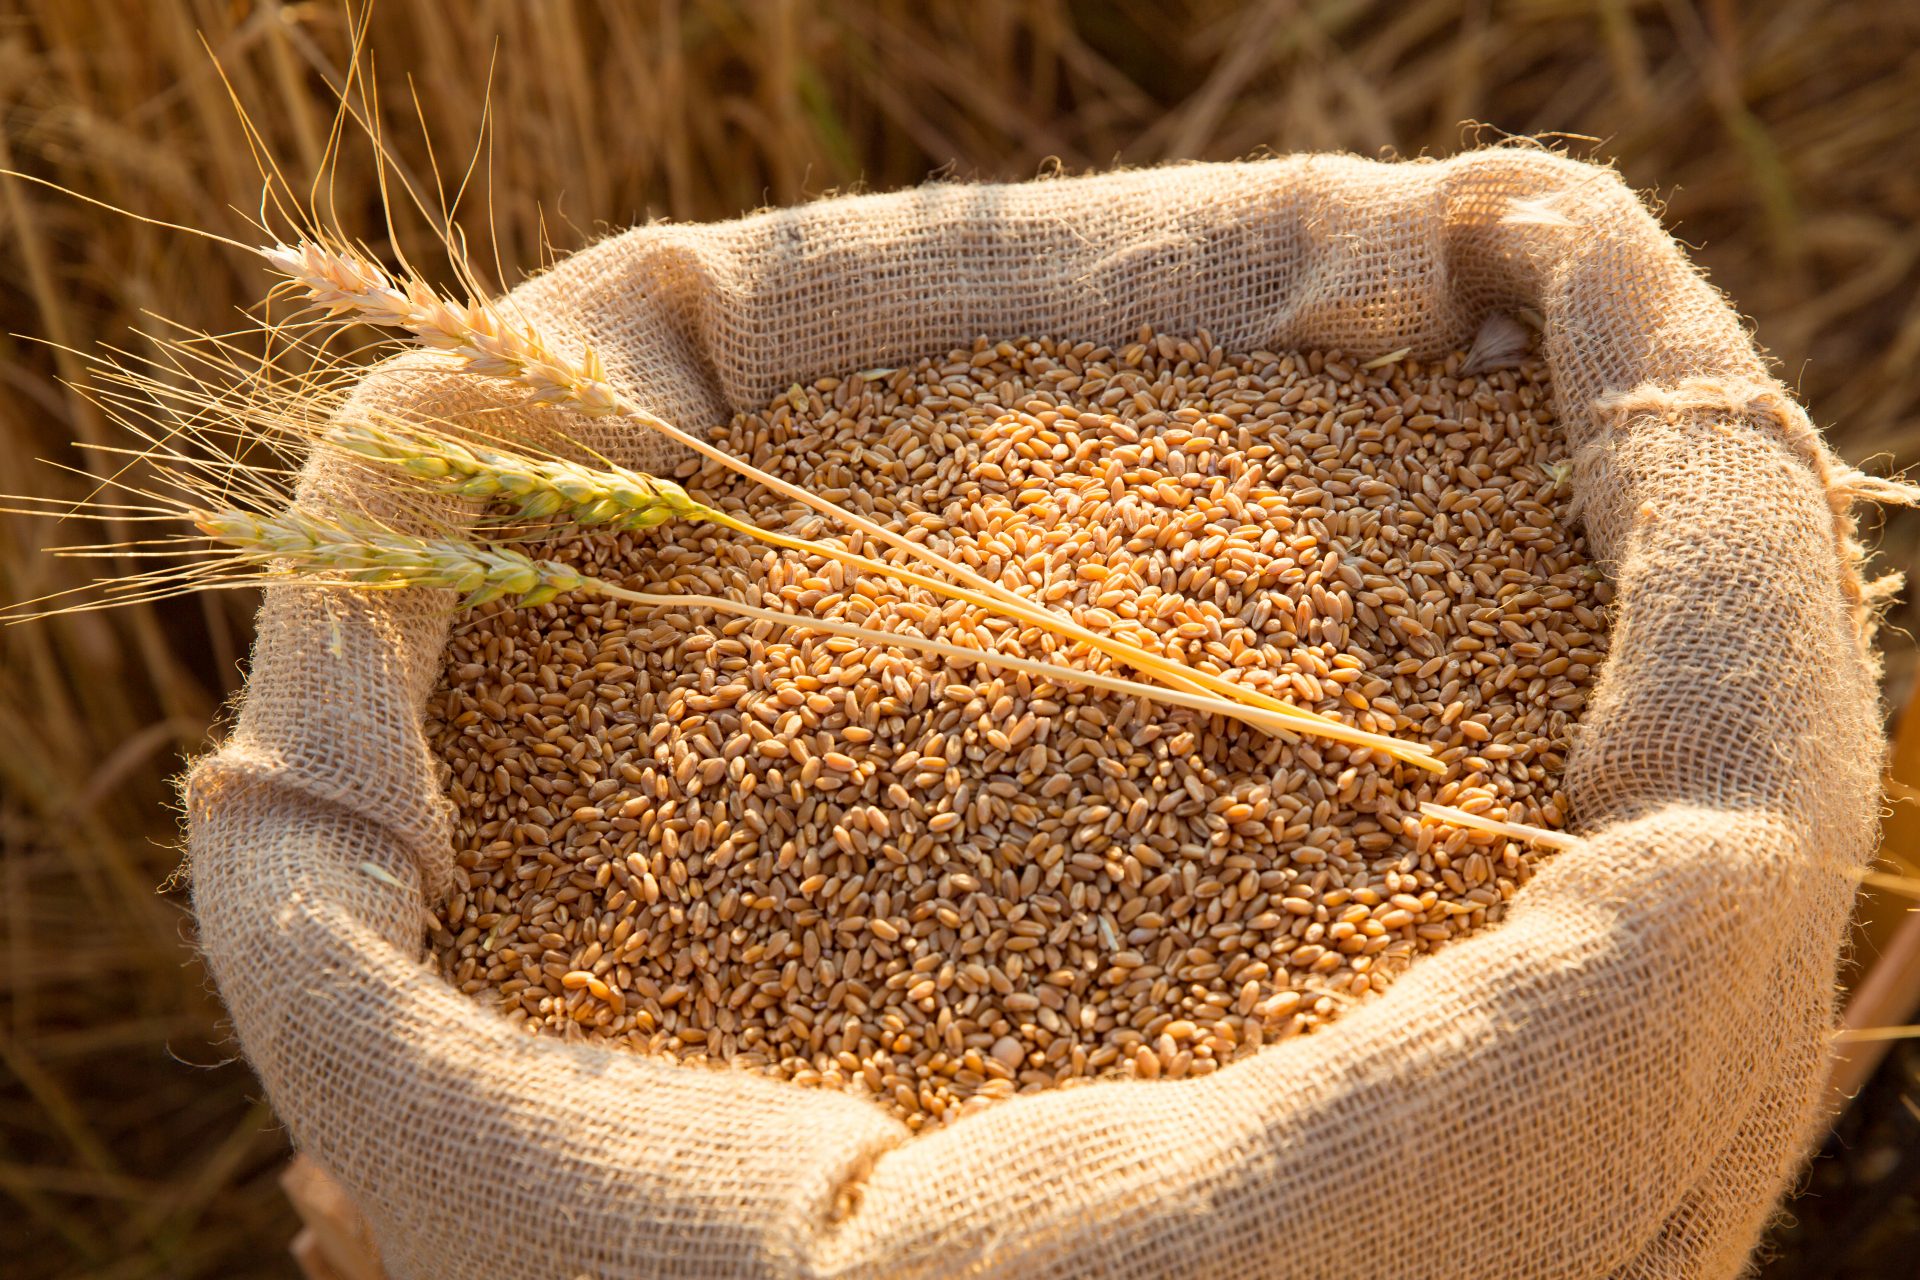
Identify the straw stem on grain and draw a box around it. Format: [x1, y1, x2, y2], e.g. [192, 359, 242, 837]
[1418, 802, 1581, 851]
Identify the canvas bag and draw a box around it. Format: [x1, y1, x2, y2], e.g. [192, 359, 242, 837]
[188, 148, 1898, 1279]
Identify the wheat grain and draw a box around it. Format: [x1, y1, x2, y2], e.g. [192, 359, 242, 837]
[428, 334, 1610, 1128]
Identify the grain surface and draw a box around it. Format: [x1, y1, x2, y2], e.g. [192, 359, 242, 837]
[425, 331, 1609, 1129]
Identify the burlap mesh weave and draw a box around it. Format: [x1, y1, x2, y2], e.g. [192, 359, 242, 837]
[187, 149, 1895, 1279]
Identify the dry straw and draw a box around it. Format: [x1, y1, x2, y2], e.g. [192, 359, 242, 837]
[1417, 802, 1580, 852]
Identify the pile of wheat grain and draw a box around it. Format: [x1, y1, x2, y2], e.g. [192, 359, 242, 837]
[424, 331, 1608, 1129]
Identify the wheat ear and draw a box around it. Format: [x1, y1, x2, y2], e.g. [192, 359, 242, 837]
[260, 241, 1363, 735]
[21, 485, 1323, 739]
[187, 507, 1379, 744]
[327, 418, 1440, 768]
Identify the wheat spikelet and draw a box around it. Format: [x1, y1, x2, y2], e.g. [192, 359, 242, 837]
[261, 240, 625, 414]
[327, 419, 709, 528]
[186, 506, 595, 608]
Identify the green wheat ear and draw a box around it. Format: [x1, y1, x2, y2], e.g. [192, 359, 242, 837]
[191, 506, 589, 610]
[328, 419, 711, 532]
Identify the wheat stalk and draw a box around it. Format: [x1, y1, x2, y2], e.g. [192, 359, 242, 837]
[260, 239, 1379, 741]
[327, 417, 1442, 768]
[9, 474, 1342, 744]
[0, 348, 1362, 745]
[1418, 802, 1579, 851]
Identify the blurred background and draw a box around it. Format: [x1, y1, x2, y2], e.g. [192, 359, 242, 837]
[1, 1, 1916, 1275]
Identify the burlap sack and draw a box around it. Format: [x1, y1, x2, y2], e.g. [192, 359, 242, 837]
[188, 148, 1900, 1279]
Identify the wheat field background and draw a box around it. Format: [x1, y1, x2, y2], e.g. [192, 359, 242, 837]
[2, 2, 1916, 1275]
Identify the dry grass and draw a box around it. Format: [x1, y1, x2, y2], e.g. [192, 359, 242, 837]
[2, 2, 1916, 1275]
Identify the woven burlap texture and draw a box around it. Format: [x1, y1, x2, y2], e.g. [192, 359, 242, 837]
[188, 149, 1889, 1279]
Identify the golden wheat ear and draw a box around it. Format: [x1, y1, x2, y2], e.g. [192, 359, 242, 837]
[10, 315, 1439, 768]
